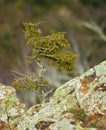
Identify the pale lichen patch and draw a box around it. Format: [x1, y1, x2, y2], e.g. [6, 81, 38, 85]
[94, 65, 106, 76]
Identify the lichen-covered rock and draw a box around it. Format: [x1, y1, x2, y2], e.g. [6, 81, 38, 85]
[17, 61, 106, 130]
[0, 61, 106, 130]
[0, 84, 25, 129]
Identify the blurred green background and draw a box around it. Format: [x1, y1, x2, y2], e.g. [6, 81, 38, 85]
[0, 0, 106, 85]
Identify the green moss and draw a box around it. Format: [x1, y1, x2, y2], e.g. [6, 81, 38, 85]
[70, 109, 87, 121]
[90, 122, 97, 128]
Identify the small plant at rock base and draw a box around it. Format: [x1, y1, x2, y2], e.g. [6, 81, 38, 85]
[12, 22, 77, 104]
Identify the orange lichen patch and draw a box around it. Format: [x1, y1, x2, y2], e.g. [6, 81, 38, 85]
[79, 85, 89, 93]
[85, 114, 106, 130]
[0, 121, 9, 130]
[87, 114, 101, 122]
[80, 77, 90, 86]
[80, 78, 90, 93]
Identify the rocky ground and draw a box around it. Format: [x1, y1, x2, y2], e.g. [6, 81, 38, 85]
[0, 61, 106, 130]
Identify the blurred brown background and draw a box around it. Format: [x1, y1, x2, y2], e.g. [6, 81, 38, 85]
[0, 0, 106, 85]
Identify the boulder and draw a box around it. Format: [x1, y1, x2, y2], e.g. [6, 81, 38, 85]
[0, 61, 106, 130]
[17, 61, 106, 130]
[0, 84, 25, 129]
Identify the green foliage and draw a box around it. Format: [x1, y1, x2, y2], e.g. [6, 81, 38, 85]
[12, 23, 76, 103]
[12, 75, 48, 92]
[24, 22, 77, 72]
